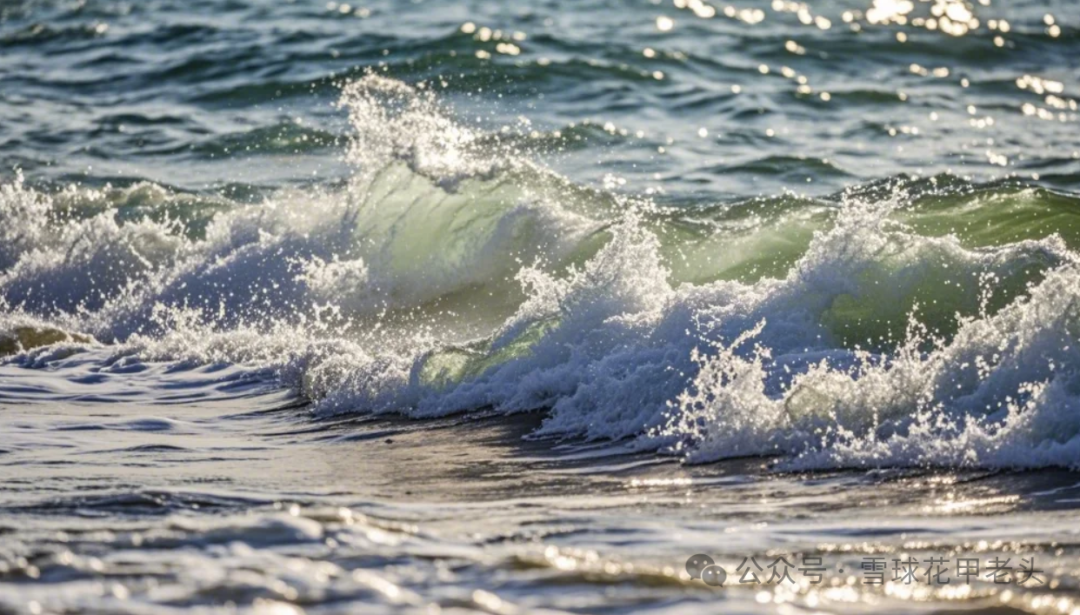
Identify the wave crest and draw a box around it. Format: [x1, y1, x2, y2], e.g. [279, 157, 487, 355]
[3, 76, 1080, 470]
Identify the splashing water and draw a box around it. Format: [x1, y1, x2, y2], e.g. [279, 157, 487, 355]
[2, 73, 1079, 472]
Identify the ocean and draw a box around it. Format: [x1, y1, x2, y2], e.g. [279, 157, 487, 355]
[2, 0, 1080, 612]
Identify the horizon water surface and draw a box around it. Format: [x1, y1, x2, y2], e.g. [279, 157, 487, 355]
[2, 0, 1080, 613]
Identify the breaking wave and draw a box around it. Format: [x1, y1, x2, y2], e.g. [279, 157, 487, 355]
[4, 74, 1080, 470]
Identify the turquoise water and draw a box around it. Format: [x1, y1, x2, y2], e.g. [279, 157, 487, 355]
[3, 0, 1080, 613]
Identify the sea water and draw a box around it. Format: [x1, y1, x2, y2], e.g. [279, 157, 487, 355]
[2, 0, 1080, 613]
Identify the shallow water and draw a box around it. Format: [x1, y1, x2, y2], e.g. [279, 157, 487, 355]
[4, 366, 1080, 614]
[2, 0, 1080, 612]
